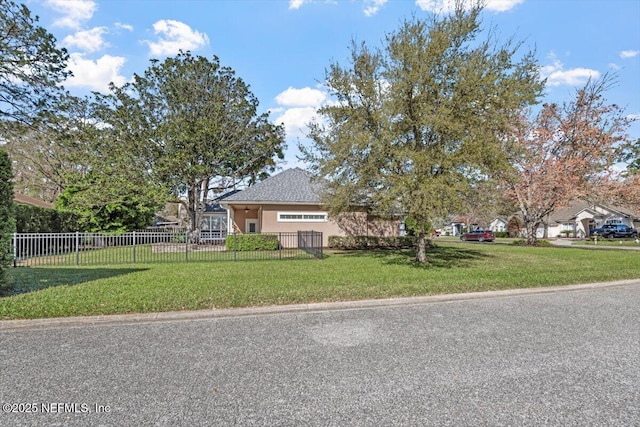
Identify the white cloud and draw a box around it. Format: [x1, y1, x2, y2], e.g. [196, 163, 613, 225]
[44, 0, 97, 29]
[620, 50, 640, 59]
[289, 0, 307, 9]
[273, 106, 319, 138]
[484, 0, 525, 12]
[115, 23, 134, 32]
[364, 0, 388, 16]
[273, 86, 329, 138]
[276, 87, 327, 107]
[627, 113, 640, 121]
[63, 27, 108, 53]
[540, 56, 600, 87]
[65, 53, 127, 93]
[415, 0, 523, 13]
[144, 20, 209, 56]
[289, 0, 387, 15]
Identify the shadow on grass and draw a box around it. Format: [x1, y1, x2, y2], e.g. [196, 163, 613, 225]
[2, 267, 148, 297]
[331, 244, 492, 269]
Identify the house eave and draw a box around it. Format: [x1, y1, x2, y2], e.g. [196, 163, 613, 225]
[221, 201, 322, 207]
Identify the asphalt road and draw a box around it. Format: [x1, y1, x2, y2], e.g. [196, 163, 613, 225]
[1, 283, 639, 426]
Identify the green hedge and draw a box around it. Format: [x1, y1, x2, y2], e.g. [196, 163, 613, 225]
[328, 235, 416, 249]
[15, 204, 82, 233]
[494, 231, 510, 238]
[225, 234, 279, 251]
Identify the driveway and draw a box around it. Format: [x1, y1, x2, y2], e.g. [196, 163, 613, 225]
[1, 283, 639, 426]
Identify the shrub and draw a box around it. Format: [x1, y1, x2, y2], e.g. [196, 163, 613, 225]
[225, 234, 279, 251]
[328, 235, 416, 249]
[494, 231, 510, 238]
[14, 204, 82, 233]
[512, 239, 553, 247]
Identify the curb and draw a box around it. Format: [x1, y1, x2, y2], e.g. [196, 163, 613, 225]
[1, 279, 639, 332]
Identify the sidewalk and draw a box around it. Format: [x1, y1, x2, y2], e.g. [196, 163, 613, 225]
[549, 238, 640, 250]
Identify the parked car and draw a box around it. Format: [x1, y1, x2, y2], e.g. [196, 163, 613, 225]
[460, 229, 494, 242]
[592, 224, 638, 238]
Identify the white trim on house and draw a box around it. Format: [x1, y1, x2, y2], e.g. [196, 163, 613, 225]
[277, 212, 328, 222]
[245, 219, 259, 233]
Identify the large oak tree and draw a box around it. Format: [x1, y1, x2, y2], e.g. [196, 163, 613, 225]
[100, 51, 285, 235]
[303, 5, 543, 262]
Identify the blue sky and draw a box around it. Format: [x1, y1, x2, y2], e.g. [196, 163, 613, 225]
[25, 0, 640, 169]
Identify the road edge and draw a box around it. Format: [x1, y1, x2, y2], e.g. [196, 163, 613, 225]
[1, 279, 639, 331]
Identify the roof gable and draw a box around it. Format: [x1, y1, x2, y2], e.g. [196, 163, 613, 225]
[221, 168, 323, 204]
[204, 189, 241, 213]
[549, 200, 640, 223]
[14, 193, 54, 208]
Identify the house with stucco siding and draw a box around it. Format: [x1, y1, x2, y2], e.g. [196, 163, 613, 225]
[220, 168, 399, 247]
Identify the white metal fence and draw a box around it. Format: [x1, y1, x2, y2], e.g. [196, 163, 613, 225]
[12, 231, 323, 266]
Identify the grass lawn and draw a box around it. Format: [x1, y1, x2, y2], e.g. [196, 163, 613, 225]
[1, 241, 639, 320]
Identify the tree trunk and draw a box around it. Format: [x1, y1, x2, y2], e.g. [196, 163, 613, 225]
[416, 232, 427, 263]
[524, 221, 539, 245]
[187, 182, 202, 243]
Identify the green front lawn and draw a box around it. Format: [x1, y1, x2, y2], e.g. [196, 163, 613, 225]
[2, 242, 639, 320]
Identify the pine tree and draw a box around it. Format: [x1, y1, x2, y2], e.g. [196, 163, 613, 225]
[0, 148, 16, 288]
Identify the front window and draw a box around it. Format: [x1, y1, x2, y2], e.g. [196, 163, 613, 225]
[277, 212, 328, 222]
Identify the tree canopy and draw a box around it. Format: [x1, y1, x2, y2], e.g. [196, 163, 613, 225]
[303, 5, 543, 262]
[0, 0, 69, 127]
[621, 138, 640, 176]
[497, 77, 632, 244]
[99, 51, 285, 234]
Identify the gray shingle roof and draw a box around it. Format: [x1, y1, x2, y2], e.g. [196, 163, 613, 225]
[221, 168, 323, 204]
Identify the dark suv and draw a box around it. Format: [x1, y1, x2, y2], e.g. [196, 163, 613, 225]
[591, 224, 638, 238]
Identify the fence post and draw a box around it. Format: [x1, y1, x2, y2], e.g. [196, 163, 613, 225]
[233, 231, 237, 262]
[278, 232, 282, 259]
[185, 231, 189, 262]
[75, 231, 80, 266]
[132, 231, 136, 263]
[12, 233, 17, 268]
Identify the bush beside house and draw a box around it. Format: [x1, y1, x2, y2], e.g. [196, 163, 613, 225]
[225, 234, 279, 251]
[328, 235, 416, 250]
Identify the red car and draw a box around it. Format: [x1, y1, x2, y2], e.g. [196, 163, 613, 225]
[460, 229, 494, 242]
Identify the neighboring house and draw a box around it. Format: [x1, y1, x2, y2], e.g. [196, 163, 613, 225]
[489, 216, 508, 233]
[487, 201, 640, 239]
[150, 202, 181, 229]
[543, 201, 640, 238]
[220, 168, 399, 247]
[13, 193, 53, 209]
[151, 190, 240, 238]
[443, 215, 484, 236]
